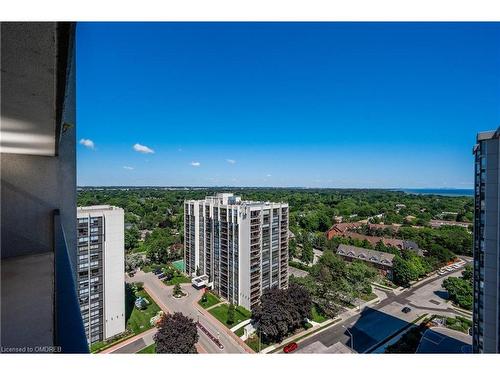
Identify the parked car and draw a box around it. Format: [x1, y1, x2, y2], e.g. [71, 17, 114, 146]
[157, 273, 165, 279]
[153, 268, 162, 275]
[452, 264, 461, 269]
[445, 266, 454, 272]
[283, 342, 298, 353]
[402, 307, 411, 313]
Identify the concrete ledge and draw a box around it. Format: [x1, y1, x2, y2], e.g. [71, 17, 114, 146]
[1, 252, 54, 351]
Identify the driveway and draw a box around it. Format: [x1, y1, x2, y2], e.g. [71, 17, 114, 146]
[110, 271, 248, 354]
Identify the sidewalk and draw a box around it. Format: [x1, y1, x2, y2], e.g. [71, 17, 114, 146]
[193, 297, 255, 353]
[100, 327, 157, 354]
[230, 319, 252, 333]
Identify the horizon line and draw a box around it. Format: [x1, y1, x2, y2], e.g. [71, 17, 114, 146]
[77, 185, 474, 190]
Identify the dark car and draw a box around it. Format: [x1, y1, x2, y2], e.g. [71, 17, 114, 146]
[283, 342, 298, 353]
[402, 307, 412, 313]
[153, 268, 162, 275]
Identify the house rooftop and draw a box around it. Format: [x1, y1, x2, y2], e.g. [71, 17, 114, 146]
[337, 244, 395, 267]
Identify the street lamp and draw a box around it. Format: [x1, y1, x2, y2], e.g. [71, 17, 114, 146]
[342, 325, 354, 351]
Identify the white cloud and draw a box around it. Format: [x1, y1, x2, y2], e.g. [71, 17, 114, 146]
[123, 166, 134, 170]
[133, 143, 154, 154]
[266, 174, 272, 177]
[79, 138, 95, 149]
[190, 161, 201, 167]
[226, 159, 236, 164]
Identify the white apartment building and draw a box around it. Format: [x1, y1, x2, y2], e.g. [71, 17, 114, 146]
[77, 205, 125, 344]
[184, 193, 289, 310]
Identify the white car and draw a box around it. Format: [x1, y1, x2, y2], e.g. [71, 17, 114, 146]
[445, 266, 454, 272]
[452, 264, 461, 269]
[437, 271, 446, 276]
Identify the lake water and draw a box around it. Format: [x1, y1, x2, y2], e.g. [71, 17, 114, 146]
[400, 188, 474, 197]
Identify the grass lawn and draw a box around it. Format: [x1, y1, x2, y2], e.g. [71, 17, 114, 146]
[90, 341, 108, 353]
[198, 292, 221, 309]
[361, 292, 378, 302]
[311, 304, 327, 323]
[208, 304, 252, 328]
[90, 286, 159, 353]
[141, 263, 168, 273]
[445, 316, 472, 333]
[164, 274, 191, 285]
[138, 344, 156, 354]
[245, 334, 270, 352]
[234, 326, 245, 337]
[127, 290, 161, 334]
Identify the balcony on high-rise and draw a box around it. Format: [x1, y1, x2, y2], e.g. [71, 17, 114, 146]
[1, 22, 87, 353]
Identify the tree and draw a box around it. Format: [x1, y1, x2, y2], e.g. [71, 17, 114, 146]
[124, 227, 140, 251]
[125, 253, 145, 272]
[301, 239, 314, 264]
[144, 228, 175, 264]
[173, 282, 182, 297]
[307, 251, 350, 315]
[227, 303, 235, 325]
[252, 284, 312, 344]
[201, 291, 208, 303]
[346, 260, 377, 299]
[154, 312, 198, 353]
[375, 240, 388, 253]
[461, 264, 473, 283]
[442, 277, 473, 310]
[289, 238, 297, 259]
[164, 266, 176, 281]
[286, 282, 313, 325]
[392, 256, 417, 287]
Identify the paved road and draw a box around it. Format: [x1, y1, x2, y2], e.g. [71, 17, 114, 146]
[295, 266, 469, 354]
[109, 271, 247, 354]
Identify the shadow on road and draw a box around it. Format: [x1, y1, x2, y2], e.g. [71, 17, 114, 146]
[433, 290, 448, 300]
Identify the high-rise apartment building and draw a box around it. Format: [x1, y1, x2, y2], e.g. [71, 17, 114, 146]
[184, 193, 289, 310]
[77, 205, 126, 345]
[472, 127, 500, 353]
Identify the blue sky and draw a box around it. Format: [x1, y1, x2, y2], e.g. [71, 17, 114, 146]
[77, 22, 500, 188]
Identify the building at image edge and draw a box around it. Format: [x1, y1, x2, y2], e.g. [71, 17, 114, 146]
[184, 193, 289, 310]
[472, 127, 500, 353]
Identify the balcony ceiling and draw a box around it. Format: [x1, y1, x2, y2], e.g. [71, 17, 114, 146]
[1, 22, 59, 156]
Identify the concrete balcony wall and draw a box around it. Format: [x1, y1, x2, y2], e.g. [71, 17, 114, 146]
[0, 22, 76, 271]
[1, 22, 78, 351]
